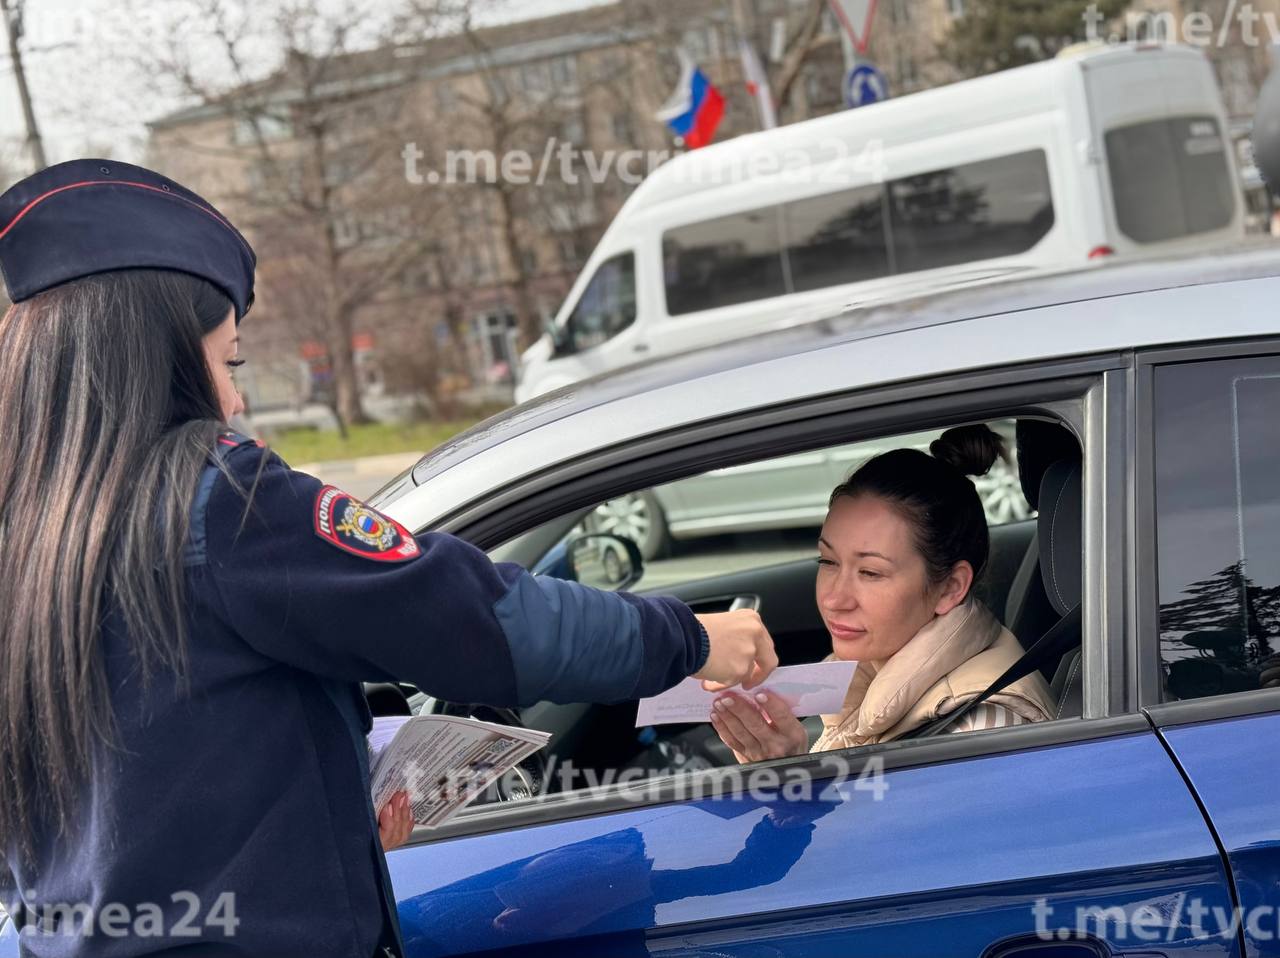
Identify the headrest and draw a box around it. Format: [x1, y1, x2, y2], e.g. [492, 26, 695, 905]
[1016, 419, 1081, 510]
[1037, 458, 1082, 615]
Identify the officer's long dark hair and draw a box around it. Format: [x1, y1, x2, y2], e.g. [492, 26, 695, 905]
[0, 269, 230, 852]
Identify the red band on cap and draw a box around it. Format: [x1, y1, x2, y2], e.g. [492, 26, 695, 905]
[0, 179, 252, 256]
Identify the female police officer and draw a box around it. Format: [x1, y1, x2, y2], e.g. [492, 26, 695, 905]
[0, 160, 776, 958]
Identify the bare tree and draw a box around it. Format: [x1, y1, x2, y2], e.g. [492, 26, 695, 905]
[137, 0, 466, 427]
[1, 0, 48, 170]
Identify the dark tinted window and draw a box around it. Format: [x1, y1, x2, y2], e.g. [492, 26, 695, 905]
[784, 185, 890, 292]
[563, 253, 636, 354]
[1154, 355, 1280, 701]
[888, 150, 1054, 273]
[662, 150, 1054, 316]
[663, 208, 787, 316]
[1107, 116, 1236, 243]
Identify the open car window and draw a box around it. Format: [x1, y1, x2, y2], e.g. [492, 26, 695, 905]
[442, 417, 1082, 809]
[501, 421, 1032, 594]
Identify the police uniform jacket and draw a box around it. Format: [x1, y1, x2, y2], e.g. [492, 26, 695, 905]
[2, 436, 708, 957]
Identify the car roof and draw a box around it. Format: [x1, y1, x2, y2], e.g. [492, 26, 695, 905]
[406, 243, 1280, 495]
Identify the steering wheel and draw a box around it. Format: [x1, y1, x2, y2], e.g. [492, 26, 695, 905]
[416, 698, 551, 803]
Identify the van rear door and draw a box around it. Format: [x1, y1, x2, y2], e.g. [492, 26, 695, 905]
[1081, 48, 1242, 255]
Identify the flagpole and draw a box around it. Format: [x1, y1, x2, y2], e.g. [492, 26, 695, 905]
[730, 0, 777, 130]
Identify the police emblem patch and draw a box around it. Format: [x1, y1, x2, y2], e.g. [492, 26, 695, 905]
[313, 486, 421, 562]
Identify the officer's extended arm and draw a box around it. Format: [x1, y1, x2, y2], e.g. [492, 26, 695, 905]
[200, 446, 770, 706]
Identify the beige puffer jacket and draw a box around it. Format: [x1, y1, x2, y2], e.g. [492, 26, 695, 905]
[811, 599, 1056, 752]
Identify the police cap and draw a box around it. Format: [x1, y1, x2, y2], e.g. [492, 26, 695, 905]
[0, 158, 256, 320]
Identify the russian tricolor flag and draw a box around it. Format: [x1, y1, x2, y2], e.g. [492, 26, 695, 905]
[655, 57, 725, 150]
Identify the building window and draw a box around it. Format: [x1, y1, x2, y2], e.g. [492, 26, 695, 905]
[434, 82, 456, 115]
[522, 61, 551, 92]
[551, 55, 580, 94]
[611, 112, 635, 145]
[561, 114, 586, 145]
[899, 53, 919, 90]
[683, 25, 721, 62]
[232, 111, 292, 146]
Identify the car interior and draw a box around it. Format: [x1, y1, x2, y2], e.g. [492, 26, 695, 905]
[362, 415, 1084, 804]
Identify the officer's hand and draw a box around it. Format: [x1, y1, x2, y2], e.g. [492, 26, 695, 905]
[694, 610, 778, 691]
[378, 791, 414, 853]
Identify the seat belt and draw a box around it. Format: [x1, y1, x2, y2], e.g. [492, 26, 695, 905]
[905, 603, 1082, 740]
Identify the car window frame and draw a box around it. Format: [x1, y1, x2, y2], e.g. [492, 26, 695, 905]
[404, 355, 1131, 845]
[1134, 336, 1280, 719]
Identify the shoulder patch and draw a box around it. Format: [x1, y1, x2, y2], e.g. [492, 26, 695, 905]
[313, 485, 421, 563]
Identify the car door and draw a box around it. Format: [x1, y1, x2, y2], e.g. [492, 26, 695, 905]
[384, 724, 1232, 958]
[1135, 345, 1280, 958]
[380, 376, 1239, 958]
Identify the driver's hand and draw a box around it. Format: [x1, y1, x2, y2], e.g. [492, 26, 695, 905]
[710, 690, 808, 763]
[378, 791, 414, 853]
[694, 609, 778, 691]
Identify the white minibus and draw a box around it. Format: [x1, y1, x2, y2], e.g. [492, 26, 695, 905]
[515, 43, 1243, 401]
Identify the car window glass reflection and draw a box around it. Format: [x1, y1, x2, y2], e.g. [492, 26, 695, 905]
[1154, 356, 1280, 700]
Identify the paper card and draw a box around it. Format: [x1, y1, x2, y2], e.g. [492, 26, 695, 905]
[635, 661, 858, 727]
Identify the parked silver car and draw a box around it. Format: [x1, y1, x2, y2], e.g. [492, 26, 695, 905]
[587, 428, 1030, 559]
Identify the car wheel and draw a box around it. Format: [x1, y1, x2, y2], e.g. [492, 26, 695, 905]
[974, 460, 1032, 525]
[590, 490, 670, 561]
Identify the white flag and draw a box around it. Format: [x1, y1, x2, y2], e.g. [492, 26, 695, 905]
[654, 49, 696, 124]
[738, 39, 777, 130]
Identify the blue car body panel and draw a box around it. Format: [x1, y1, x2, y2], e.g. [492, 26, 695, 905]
[388, 730, 1237, 957]
[1159, 710, 1280, 958]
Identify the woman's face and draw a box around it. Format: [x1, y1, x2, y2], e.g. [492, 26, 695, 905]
[202, 309, 245, 422]
[816, 494, 972, 663]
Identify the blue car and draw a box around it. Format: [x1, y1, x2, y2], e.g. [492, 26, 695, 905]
[7, 248, 1280, 957]
[381, 246, 1280, 958]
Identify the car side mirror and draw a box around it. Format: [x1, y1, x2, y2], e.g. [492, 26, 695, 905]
[565, 533, 644, 592]
[545, 317, 570, 355]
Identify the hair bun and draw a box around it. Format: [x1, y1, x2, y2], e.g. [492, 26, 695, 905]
[929, 424, 1005, 477]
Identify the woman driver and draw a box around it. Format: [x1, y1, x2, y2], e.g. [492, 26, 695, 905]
[711, 425, 1056, 762]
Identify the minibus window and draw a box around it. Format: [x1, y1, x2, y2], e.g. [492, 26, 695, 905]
[887, 149, 1054, 273]
[660, 150, 1053, 317]
[1106, 116, 1235, 243]
[562, 252, 637, 354]
[784, 184, 890, 291]
[663, 209, 787, 316]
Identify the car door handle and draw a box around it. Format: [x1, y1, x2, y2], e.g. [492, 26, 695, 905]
[632, 342, 650, 353]
[729, 595, 760, 612]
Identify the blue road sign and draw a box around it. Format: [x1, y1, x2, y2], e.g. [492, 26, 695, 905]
[845, 63, 888, 109]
